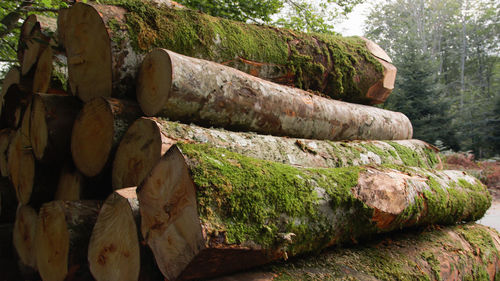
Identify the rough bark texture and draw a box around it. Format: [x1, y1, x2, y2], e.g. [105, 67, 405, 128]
[35, 200, 101, 281]
[138, 144, 491, 280]
[214, 224, 500, 281]
[61, 1, 394, 104]
[71, 97, 142, 177]
[30, 93, 82, 163]
[137, 49, 412, 141]
[112, 117, 436, 190]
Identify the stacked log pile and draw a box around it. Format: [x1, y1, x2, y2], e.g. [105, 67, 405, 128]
[0, 1, 497, 280]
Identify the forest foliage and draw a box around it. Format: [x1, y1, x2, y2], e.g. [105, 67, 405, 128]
[0, 0, 499, 157]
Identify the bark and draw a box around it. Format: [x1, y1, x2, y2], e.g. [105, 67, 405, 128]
[13, 205, 38, 273]
[88, 187, 164, 281]
[112, 117, 437, 190]
[137, 144, 491, 281]
[0, 128, 14, 178]
[0, 177, 16, 223]
[71, 97, 142, 177]
[30, 93, 82, 163]
[137, 49, 412, 141]
[61, 2, 395, 104]
[213, 224, 500, 281]
[35, 200, 101, 281]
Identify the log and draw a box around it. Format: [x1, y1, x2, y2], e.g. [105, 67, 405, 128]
[214, 224, 500, 281]
[88, 187, 164, 281]
[35, 200, 101, 281]
[8, 121, 35, 206]
[61, 2, 395, 104]
[88, 189, 140, 281]
[30, 93, 82, 163]
[0, 67, 20, 117]
[0, 128, 14, 177]
[55, 163, 84, 201]
[137, 49, 412, 141]
[112, 117, 437, 190]
[0, 84, 31, 129]
[137, 144, 491, 280]
[13, 205, 38, 274]
[19, 15, 57, 76]
[71, 97, 142, 177]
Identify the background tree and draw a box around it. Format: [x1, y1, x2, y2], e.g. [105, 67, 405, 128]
[365, 0, 500, 158]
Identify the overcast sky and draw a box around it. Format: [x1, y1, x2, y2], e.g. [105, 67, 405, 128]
[333, 2, 374, 36]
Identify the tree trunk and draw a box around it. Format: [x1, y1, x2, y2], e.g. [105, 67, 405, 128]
[35, 200, 101, 281]
[112, 117, 436, 190]
[88, 187, 164, 281]
[60, 2, 395, 104]
[137, 49, 412, 141]
[0, 128, 14, 178]
[71, 97, 142, 177]
[137, 144, 491, 281]
[213, 224, 500, 281]
[30, 93, 82, 163]
[13, 205, 38, 274]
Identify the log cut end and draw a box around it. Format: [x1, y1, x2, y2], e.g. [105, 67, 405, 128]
[32, 46, 53, 94]
[112, 117, 164, 190]
[13, 205, 38, 270]
[0, 129, 13, 177]
[55, 165, 83, 201]
[8, 131, 35, 205]
[88, 192, 140, 281]
[35, 201, 69, 281]
[138, 146, 204, 280]
[64, 2, 112, 101]
[0, 68, 21, 115]
[30, 94, 49, 161]
[137, 49, 172, 116]
[72, 97, 114, 177]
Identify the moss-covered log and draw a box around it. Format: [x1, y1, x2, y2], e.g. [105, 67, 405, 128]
[30, 93, 82, 163]
[60, 1, 394, 104]
[71, 97, 142, 177]
[137, 49, 412, 141]
[113, 117, 436, 190]
[35, 200, 101, 281]
[214, 224, 500, 281]
[137, 143, 491, 280]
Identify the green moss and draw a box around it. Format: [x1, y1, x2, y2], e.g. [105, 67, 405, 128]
[421, 251, 442, 281]
[457, 225, 499, 264]
[177, 142, 376, 254]
[98, 0, 384, 102]
[388, 142, 424, 167]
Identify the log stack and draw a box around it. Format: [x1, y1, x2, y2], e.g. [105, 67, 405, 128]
[0, 1, 497, 280]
